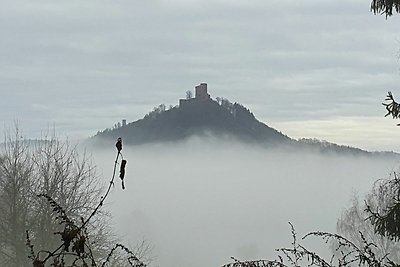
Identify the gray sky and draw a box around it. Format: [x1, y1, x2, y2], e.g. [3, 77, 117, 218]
[2, 0, 400, 151]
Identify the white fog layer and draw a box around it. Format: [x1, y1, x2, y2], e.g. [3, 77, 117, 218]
[90, 138, 399, 267]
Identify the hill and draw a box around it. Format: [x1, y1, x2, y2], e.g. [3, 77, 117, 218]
[90, 83, 398, 157]
[93, 95, 291, 146]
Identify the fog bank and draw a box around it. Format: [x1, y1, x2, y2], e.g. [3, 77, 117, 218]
[90, 137, 399, 267]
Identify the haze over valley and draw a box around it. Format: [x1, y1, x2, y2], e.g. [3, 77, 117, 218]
[87, 85, 400, 267]
[2, 1, 400, 266]
[92, 138, 399, 267]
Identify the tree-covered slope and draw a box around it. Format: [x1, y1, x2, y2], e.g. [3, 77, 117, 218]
[90, 98, 398, 157]
[92, 98, 291, 146]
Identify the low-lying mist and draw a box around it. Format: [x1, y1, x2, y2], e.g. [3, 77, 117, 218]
[89, 136, 400, 267]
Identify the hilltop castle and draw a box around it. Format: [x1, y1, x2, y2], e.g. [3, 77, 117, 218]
[179, 83, 210, 107]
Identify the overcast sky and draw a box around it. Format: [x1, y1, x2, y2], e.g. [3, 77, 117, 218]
[1, 0, 400, 151]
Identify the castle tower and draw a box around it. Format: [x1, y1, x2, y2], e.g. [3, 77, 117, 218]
[195, 83, 210, 100]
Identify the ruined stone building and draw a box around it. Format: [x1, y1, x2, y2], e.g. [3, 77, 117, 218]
[179, 83, 210, 107]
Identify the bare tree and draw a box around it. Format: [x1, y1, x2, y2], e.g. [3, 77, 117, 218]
[335, 189, 400, 261]
[24, 137, 147, 267]
[186, 90, 193, 99]
[29, 136, 106, 254]
[0, 129, 138, 266]
[0, 128, 34, 267]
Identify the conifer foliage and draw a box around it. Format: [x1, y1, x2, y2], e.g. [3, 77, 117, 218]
[371, 0, 400, 17]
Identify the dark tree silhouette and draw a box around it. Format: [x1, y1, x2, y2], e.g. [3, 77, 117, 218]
[383, 92, 400, 124]
[335, 191, 400, 262]
[186, 90, 193, 99]
[222, 222, 392, 267]
[371, 0, 400, 17]
[366, 173, 400, 241]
